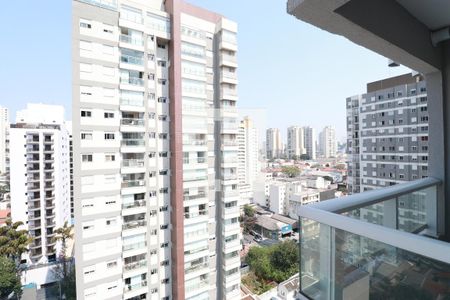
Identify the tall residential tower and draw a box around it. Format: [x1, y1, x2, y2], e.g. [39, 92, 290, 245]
[303, 126, 316, 160]
[72, 0, 240, 299]
[286, 126, 305, 159]
[319, 126, 336, 158]
[347, 73, 428, 193]
[266, 128, 282, 159]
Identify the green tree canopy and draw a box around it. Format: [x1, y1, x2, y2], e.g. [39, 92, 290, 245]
[281, 166, 300, 178]
[0, 256, 22, 299]
[245, 240, 299, 283]
[243, 204, 255, 218]
[0, 219, 31, 263]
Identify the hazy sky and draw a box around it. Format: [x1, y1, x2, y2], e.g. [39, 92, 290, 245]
[0, 0, 411, 142]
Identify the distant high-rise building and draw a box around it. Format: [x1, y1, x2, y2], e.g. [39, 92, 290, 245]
[266, 128, 282, 159]
[0, 106, 9, 175]
[72, 0, 240, 299]
[319, 126, 337, 158]
[237, 116, 259, 204]
[9, 104, 71, 264]
[347, 73, 428, 194]
[287, 126, 305, 159]
[303, 126, 316, 160]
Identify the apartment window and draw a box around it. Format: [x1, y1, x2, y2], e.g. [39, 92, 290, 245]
[148, 73, 155, 80]
[159, 152, 168, 157]
[105, 154, 115, 162]
[104, 133, 115, 140]
[149, 152, 156, 158]
[158, 97, 166, 103]
[81, 132, 93, 140]
[81, 110, 92, 117]
[80, 19, 92, 29]
[83, 222, 94, 231]
[158, 79, 167, 85]
[83, 266, 95, 275]
[149, 132, 156, 139]
[104, 112, 114, 118]
[82, 154, 93, 162]
[148, 54, 155, 61]
[149, 112, 155, 119]
[151, 269, 157, 275]
[106, 218, 117, 226]
[158, 60, 166, 67]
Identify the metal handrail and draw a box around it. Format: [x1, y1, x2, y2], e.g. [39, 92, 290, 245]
[305, 177, 441, 214]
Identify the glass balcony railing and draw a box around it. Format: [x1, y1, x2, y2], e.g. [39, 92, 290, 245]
[122, 220, 146, 230]
[122, 199, 146, 209]
[122, 159, 145, 168]
[123, 241, 146, 252]
[120, 35, 144, 46]
[121, 118, 145, 126]
[120, 77, 144, 86]
[298, 177, 450, 300]
[124, 260, 147, 272]
[121, 139, 145, 147]
[121, 55, 144, 66]
[184, 193, 207, 201]
[121, 180, 145, 188]
[125, 280, 147, 292]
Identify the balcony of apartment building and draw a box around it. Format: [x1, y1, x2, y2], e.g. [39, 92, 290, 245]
[27, 163, 40, 173]
[119, 28, 144, 48]
[28, 211, 41, 221]
[120, 112, 145, 131]
[43, 135, 53, 144]
[184, 256, 209, 278]
[121, 132, 146, 149]
[27, 182, 40, 192]
[43, 144, 53, 153]
[287, 1, 450, 299]
[27, 173, 40, 183]
[122, 193, 146, 212]
[43, 153, 54, 163]
[185, 274, 209, 297]
[26, 135, 39, 144]
[124, 274, 147, 294]
[122, 213, 146, 231]
[123, 253, 147, 273]
[121, 173, 145, 189]
[120, 48, 144, 67]
[120, 70, 145, 88]
[122, 153, 145, 171]
[184, 204, 208, 225]
[27, 154, 40, 163]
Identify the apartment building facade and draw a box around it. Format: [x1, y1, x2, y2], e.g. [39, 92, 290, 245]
[287, 126, 305, 159]
[266, 128, 282, 159]
[347, 74, 428, 193]
[72, 0, 240, 299]
[302, 126, 316, 160]
[237, 116, 258, 205]
[9, 104, 71, 265]
[0, 106, 9, 176]
[318, 125, 336, 158]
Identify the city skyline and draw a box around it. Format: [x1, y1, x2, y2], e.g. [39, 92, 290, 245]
[0, 0, 412, 141]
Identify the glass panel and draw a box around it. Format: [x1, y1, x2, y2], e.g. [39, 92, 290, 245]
[300, 218, 331, 300]
[333, 227, 450, 300]
[397, 186, 432, 233]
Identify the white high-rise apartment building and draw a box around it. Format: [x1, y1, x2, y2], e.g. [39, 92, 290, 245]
[0, 106, 9, 175]
[72, 0, 240, 299]
[237, 116, 259, 204]
[319, 126, 336, 158]
[287, 126, 305, 159]
[266, 128, 282, 159]
[303, 126, 316, 160]
[9, 104, 71, 264]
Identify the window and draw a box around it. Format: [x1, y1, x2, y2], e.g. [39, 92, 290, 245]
[82, 154, 93, 162]
[81, 110, 92, 117]
[80, 19, 92, 29]
[104, 112, 114, 118]
[104, 175, 116, 184]
[81, 132, 93, 140]
[106, 218, 117, 226]
[104, 133, 115, 140]
[105, 154, 115, 162]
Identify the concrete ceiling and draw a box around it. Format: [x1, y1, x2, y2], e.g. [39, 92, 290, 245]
[396, 0, 450, 30]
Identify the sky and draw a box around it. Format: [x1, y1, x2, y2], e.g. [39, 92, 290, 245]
[0, 0, 411, 143]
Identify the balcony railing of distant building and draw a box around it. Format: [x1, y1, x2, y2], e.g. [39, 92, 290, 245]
[297, 177, 450, 300]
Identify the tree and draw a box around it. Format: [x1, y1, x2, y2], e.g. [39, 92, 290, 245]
[0, 219, 32, 264]
[281, 166, 300, 178]
[245, 240, 299, 283]
[243, 204, 255, 218]
[0, 256, 22, 299]
[52, 221, 74, 278]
